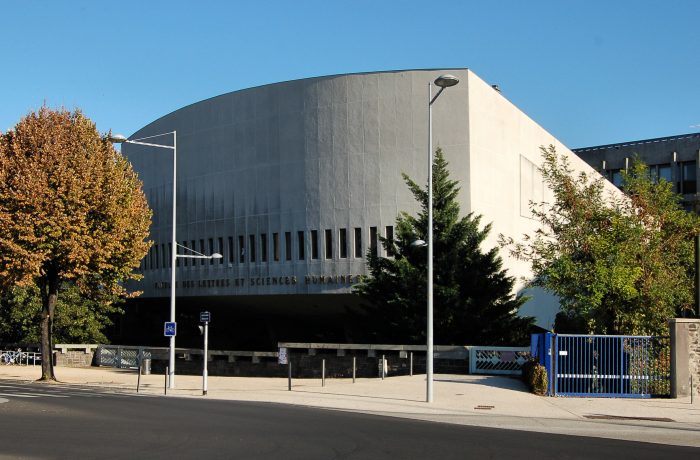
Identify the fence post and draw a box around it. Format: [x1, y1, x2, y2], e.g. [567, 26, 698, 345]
[381, 354, 385, 380]
[288, 360, 292, 391]
[322, 359, 325, 387]
[352, 356, 356, 383]
[410, 352, 413, 376]
[165, 366, 168, 395]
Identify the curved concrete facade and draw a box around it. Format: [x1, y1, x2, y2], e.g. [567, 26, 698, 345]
[126, 69, 470, 300]
[124, 68, 618, 337]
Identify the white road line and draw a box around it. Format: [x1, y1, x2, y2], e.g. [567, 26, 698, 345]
[0, 393, 39, 398]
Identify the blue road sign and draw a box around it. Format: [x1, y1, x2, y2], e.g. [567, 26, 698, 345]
[164, 322, 177, 337]
[200, 311, 211, 322]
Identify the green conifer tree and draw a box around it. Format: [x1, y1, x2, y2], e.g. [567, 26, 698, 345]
[354, 149, 534, 345]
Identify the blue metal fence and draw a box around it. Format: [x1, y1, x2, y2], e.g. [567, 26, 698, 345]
[531, 333, 670, 398]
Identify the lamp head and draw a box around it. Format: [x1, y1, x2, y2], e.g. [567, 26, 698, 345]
[434, 74, 459, 88]
[411, 239, 427, 248]
[108, 134, 128, 144]
[211, 253, 223, 259]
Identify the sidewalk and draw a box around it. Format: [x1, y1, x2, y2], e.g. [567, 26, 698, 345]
[1, 365, 699, 448]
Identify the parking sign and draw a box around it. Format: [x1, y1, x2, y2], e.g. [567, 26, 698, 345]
[164, 322, 177, 337]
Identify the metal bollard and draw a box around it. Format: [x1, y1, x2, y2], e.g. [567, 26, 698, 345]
[165, 366, 169, 395]
[381, 354, 385, 380]
[288, 361, 292, 391]
[410, 352, 413, 376]
[322, 359, 326, 387]
[137, 362, 142, 393]
[352, 356, 356, 383]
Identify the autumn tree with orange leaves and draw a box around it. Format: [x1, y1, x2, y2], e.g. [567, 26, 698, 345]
[0, 108, 151, 381]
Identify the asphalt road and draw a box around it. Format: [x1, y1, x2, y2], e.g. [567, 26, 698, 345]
[0, 381, 696, 459]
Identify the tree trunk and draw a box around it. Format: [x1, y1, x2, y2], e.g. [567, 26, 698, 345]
[38, 272, 59, 381]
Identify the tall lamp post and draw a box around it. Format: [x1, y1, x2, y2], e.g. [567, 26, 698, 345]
[426, 74, 459, 403]
[108, 132, 221, 389]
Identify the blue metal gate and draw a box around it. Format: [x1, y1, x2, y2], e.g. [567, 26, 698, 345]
[532, 333, 670, 398]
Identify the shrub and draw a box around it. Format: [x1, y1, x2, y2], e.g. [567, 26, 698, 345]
[522, 357, 548, 395]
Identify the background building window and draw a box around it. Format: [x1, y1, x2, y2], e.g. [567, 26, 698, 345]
[228, 237, 234, 264]
[339, 228, 347, 258]
[608, 169, 623, 188]
[168, 243, 172, 268]
[238, 235, 245, 263]
[285, 232, 292, 261]
[325, 229, 333, 259]
[191, 240, 196, 266]
[311, 230, 319, 260]
[162, 243, 167, 268]
[154, 245, 159, 269]
[679, 161, 697, 194]
[200, 239, 206, 265]
[298, 231, 305, 260]
[354, 227, 362, 258]
[208, 238, 214, 265]
[649, 163, 672, 184]
[370, 226, 378, 257]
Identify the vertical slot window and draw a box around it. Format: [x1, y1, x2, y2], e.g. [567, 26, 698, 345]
[181, 241, 188, 267]
[208, 238, 214, 265]
[249, 235, 256, 262]
[298, 231, 305, 260]
[370, 226, 378, 257]
[261, 234, 268, 262]
[228, 237, 234, 264]
[154, 245, 159, 269]
[238, 235, 245, 263]
[311, 230, 319, 260]
[385, 226, 394, 257]
[680, 161, 697, 194]
[273, 233, 280, 262]
[285, 232, 292, 261]
[339, 228, 347, 258]
[200, 239, 206, 265]
[325, 229, 333, 259]
[217, 237, 224, 264]
[168, 243, 172, 268]
[354, 227, 362, 258]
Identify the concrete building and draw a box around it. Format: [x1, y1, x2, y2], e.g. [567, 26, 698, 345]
[574, 133, 700, 210]
[118, 69, 616, 349]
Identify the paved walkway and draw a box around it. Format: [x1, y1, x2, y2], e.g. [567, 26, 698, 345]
[1, 365, 698, 448]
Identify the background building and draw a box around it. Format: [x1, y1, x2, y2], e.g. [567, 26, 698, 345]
[574, 133, 700, 210]
[116, 69, 615, 349]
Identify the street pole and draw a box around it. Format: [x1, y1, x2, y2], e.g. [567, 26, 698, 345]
[427, 82, 434, 403]
[203, 320, 208, 396]
[169, 131, 177, 389]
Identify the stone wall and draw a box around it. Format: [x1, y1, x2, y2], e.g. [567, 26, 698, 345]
[669, 318, 700, 398]
[54, 350, 96, 367]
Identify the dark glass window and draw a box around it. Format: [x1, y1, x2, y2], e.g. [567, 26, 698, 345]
[208, 238, 214, 265]
[325, 229, 333, 259]
[181, 241, 188, 267]
[191, 240, 196, 265]
[238, 235, 245, 263]
[298, 231, 305, 260]
[370, 227, 378, 257]
[162, 243, 167, 268]
[218, 238, 224, 264]
[154, 245, 159, 269]
[261, 234, 268, 262]
[339, 228, 347, 258]
[354, 227, 362, 258]
[608, 169, 623, 188]
[385, 226, 394, 257]
[249, 235, 256, 262]
[199, 240, 206, 265]
[680, 161, 697, 194]
[168, 243, 172, 268]
[228, 237, 234, 264]
[311, 230, 319, 260]
[273, 233, 280, 262]
[285, 232, 292, 261]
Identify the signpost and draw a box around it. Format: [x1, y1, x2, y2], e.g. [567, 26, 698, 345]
[200, 312, 210, 396]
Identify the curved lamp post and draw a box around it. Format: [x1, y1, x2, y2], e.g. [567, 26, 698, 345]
[426, 74, 459, 403]
[108, 131, 221, 388]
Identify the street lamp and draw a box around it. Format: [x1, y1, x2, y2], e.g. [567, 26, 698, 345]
[109, 131, 222, 389]
[426, 74, 459, 403]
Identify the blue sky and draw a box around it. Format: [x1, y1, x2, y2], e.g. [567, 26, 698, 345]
[1, 0, 698, 148]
